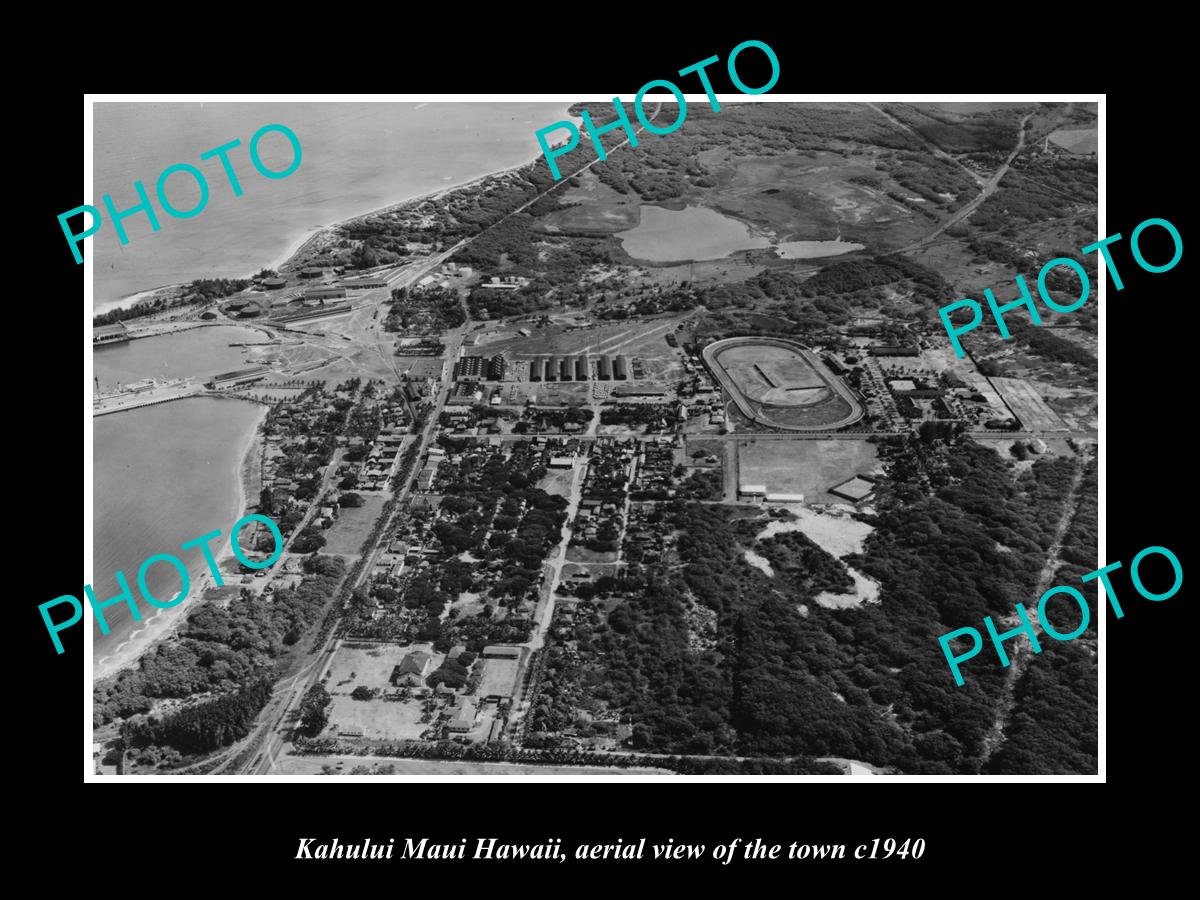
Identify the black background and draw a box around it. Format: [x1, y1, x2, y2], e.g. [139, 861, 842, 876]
[19, 25, 1189, 886]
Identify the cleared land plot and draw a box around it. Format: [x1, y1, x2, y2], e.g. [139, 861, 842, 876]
[322, 494, 388, 555]
[478, 657, 521, 700]
[739, 439, 880, 504]
[323, 643, 442, 741]
[990, 377, 1070, 432]
[560, 562, 619, 582]
[394, 356, 445, 380]
[1048, 128, 1098, 154]
[538, 467, 576, 498]
[567, 545, 619, 563]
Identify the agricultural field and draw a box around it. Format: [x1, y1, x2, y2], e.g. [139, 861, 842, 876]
[990, 377, 1070, 432]
[738, 439, 881, 503]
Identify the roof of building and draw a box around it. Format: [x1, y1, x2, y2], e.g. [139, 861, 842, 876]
[482, 645, 521, 658]
[394, 651, 432, 677]
[211, 366, 268, 382]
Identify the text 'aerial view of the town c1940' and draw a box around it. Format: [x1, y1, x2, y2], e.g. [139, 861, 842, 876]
[90, 100, 1098, 778]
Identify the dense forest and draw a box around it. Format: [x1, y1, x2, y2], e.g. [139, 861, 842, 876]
[124, 679, 273, 757]
[988, 455, 1097, 773]
[94, 555, 348, 727]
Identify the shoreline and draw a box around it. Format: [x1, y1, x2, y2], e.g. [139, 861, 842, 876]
[96, 109, 577, 309]
[93, 401, 269, 684]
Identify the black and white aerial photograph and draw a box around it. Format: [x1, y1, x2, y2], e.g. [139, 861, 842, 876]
[81, 95, 1103, 781]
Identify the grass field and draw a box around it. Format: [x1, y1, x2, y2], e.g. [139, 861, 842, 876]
[323, 494, 388, 555]
[739, 439, 880, 503]
[537, 170, 641, 233]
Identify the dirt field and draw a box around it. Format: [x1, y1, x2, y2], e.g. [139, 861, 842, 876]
[567, 545, 619, 563]
[323, 642, 443, 742]
[538, 467, 576, 498]
[323, 494, 388, 555]
[990, 377, 1070, 432]
[739, 439, 881, 503]
[478, 657, 521, 700]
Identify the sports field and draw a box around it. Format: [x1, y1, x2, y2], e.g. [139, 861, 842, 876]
[703, 337, 863, 431]
[739, 440, 880, 503]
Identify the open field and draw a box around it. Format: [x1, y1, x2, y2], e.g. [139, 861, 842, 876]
[990, 377, 1070, 432]
[567, 545, 619, 563]
[536, 170, 640, 233]
[739, 439, 880, 503]
[479, 657, 521, 700]
[704, 337, 863, 431]
[323, 494, 389, 554]
[1048, 128, 1097, 154]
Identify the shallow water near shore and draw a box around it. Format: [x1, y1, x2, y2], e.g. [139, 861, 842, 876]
[93, 396, 265, 667]
[92, 101, 575, 309]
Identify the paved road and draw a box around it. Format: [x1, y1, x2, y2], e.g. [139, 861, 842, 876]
[881, 110, 1036, 257]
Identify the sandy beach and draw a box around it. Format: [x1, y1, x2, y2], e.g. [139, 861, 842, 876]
[93, 402, 268, 683]
[92, 282, 185, 319]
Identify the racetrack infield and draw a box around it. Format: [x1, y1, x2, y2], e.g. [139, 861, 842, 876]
[702, 337, 864, 431]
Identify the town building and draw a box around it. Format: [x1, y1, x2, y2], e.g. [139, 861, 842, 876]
[446, 698, 477, 733]
[391, 650, 433, 686]
[93, 322, 130, 345]
[208, 366, 269, 390]
[304, 286, 347, 300]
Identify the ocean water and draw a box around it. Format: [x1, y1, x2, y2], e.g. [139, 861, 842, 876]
[92, 396, 266, 663]
[93, 324, 268, 391]
[92, 100, 576, 310]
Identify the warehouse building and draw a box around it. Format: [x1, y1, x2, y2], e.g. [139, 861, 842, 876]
[93, 322, 130, 344]
[209, 366, 269, 390]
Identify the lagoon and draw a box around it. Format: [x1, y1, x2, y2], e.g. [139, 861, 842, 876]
[617, 205, 771, 262]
